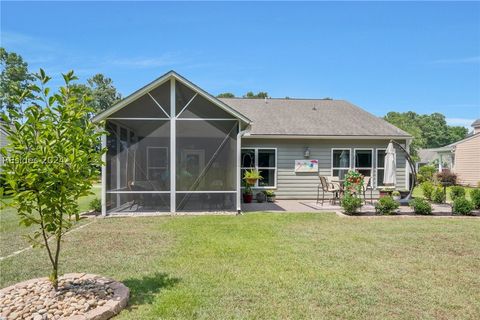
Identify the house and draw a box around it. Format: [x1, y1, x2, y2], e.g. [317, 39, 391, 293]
[418, 120, 480, 186]
[93, 71, 412, 215]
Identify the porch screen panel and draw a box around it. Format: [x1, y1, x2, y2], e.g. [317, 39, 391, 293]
[176, 120, 237, 191]
[106, 119, 170, 213]
[108, 94, 168, 118]
[107, 193, 170, 213]
[148, 81, 171, 116]
[176, 81, 235, 119]
[176, 119, 238, 211]
[176, 193, 236, 212]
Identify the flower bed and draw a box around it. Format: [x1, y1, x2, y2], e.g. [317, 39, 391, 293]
[0, 273, 129, 320]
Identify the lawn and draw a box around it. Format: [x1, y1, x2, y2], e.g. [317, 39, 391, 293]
[0, 184, 101, 257]
[1, 212, 479, 319]
[413, 185, 477, 202]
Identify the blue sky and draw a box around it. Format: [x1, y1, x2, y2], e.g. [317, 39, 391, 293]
[2, 1, 479, 127]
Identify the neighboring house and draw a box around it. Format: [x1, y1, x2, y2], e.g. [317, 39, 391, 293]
[417, 119, 480, 187]
[93, 71, 412, 215]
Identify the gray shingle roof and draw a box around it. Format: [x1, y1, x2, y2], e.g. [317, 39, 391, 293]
[219, 98, 411, 137]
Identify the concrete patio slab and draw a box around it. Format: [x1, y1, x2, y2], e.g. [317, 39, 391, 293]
[242, 200, 480, 217]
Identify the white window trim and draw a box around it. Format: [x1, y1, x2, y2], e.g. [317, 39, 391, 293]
[331, 148, 351, 177]
[147, 146, 169, 180]
[241, 147, 277, 189]
[353, 148, 374, 178]
[375, 148, 386, 189]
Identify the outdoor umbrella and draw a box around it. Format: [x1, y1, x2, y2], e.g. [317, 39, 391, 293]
[383, 142, 396, 186]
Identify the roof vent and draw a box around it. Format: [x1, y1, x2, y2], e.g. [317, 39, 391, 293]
[312, 105, 317, 111]
[264, 97, 268, 104]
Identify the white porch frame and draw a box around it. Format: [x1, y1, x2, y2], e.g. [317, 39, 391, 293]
[100, 74, 248, 214]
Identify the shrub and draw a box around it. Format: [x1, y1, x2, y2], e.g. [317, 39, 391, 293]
[89, 198, 101, 212]
[449, 186, 465, 201]
[392, 191, 400, 197]
[435, 171, 457, 186]
[341, 195, 363, 215]
[417, 165, 436, 183]
[452, 197, 474, 215]
[470, 189, 480, 209]
[409, 198, 432, 215]
[421, 181, 434, 201]
[375, 196, 399, 215]
[432, 187, 446, 204]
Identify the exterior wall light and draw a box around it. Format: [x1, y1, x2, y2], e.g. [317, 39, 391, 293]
[304, 147, 310, 158]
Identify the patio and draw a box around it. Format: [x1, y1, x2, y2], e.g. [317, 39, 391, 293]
[241, 199, 480, 216]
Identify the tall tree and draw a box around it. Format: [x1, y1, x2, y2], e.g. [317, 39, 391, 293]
[447, 126, 469, 143]
[0, 48, 34, 112]
[86, 73, 121, 113]
[216, 92, 235, 98]
[244, 91, 268, 99]
[384, 111, 469, 157]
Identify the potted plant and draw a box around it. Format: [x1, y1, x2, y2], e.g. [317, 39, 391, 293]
[243, 169, 263, 186]
[256, 192, 266, 203]
[243, 184, 253, 203]
[378, 186, 395, 198]
[343, 170, 364, 196]
[392, 190, 401, 201]
[264, 190, 276, 202]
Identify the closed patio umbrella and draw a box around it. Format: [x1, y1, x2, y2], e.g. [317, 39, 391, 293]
[383, 142, 396, 186]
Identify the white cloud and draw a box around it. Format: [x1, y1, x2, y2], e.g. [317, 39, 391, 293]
[446, 118, 476, 128]
[431, 56, 480, 64]
[107, 53, 187, 69]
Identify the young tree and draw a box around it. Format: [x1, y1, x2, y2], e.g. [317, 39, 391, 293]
[0, 48, 34, 112]
[0, 69, 105, 289]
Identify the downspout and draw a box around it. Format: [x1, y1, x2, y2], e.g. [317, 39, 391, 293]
[236, 127, 251, 214]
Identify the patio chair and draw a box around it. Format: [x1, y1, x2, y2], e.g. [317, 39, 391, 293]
[317, 176, 341, 205]
[362, 176, 374, 204]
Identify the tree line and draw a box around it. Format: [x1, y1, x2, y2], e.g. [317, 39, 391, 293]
[383, 111, 468, 157]
[0, 48, 121, 115]
[1, 47, 469, 156]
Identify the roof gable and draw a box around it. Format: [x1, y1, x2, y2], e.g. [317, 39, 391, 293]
[92, 71, 251, 123]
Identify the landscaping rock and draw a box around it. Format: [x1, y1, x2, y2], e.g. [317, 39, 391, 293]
[0, 273, 129, 320]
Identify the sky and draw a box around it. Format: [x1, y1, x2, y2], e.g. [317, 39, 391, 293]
[1, 1, 479, 127]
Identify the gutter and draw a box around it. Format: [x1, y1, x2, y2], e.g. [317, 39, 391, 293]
[236, 127, 251, 214]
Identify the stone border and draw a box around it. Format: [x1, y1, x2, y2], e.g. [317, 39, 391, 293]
[0, 273, 129, 320]
[334, 211, 480, 219]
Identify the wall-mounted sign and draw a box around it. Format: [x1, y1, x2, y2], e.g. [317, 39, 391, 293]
[295, 159, 319, 173]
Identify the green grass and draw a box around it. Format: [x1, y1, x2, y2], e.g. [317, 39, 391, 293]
[413, 185, 477, 202]
[0, 184, 100, 257]
[1, 212, 479, 319]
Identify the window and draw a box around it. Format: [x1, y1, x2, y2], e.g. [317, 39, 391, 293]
[147, 147, 168, 180]
[241, 148, 277, 188]
[331, 149, 351, 180]
[376, 148, 386, 187]
[354, 149, 373, 178]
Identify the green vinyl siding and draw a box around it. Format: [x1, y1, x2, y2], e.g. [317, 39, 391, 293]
[241, 138, 407, 199]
